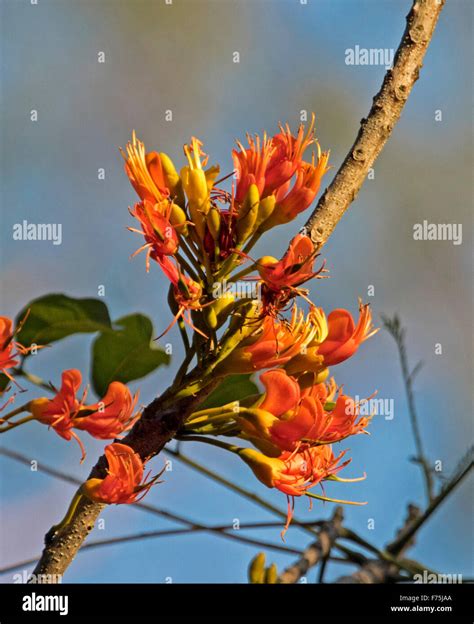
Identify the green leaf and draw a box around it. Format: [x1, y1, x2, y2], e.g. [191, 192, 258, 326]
[92, 313, 170, 396]
[198, 374, 258, 410]
[0, 373, 10, 393]
[15, 294, 112, 349]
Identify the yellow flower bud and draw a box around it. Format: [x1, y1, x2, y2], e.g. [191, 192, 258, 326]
[159, 152, 185, 206]
[265, 563, 278, 584]
[203, 305, 218, 330]
[254, 195, 276, 231]
[236, 184, 260, 244]
[204, 293, 235, 330]
[248, 552, 266, 584]
[181, 166, 210, 214]
[207, 207, 221, 241]
[237, 448, 284, 488]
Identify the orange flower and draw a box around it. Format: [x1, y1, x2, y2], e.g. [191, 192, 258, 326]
[29, 369, 86, 459]
[128, 200, 179, 271]
[218, 307, 316, 374]
[0, 315, 33, 379]
[302, 391, 369, 443]
[318, 301, 378, 366]
[29, 369, 141, 460]
[0, 317, 20, 374]
[263, 116, 315, 197]
[269, 147, 330, 227]
[233, 117, 315, 203]
[257, 234, 320, 292]
[284, 307, 328, 377]
[239, 444, 349, 533]
[233, 132, 275, 203]
[81, 443, 156, 504]
[240, 370, 367, 453]
[122, 131, 171, 204]
[239, 369, 305, 453]
[75, 382, 140, 440]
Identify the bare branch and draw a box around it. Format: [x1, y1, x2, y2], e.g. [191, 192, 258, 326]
[278, 507, 344, 583]
[335, 453, 474, 583]
[305, 0, 445, 248]
[387, 448, 473, 555]
[1, 527, 300, 577]
[382, 315, 434, 502]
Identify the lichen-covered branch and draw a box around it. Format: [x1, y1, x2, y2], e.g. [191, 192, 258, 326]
[305, 0, 445, 247]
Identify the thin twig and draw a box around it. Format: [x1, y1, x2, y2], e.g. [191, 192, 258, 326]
[0, 447, 308, 571]
[382, 314, 434, 503]
[387, 448, 473, 555]
[0, 527, 300, 577]
[165, 447, 322, 540]
[334, 454, 474, 584]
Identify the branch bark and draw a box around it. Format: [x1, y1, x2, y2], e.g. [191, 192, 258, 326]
[305, 0, 445, 247]
[278, 507, 344, 583]
[31, 0, 445, 582]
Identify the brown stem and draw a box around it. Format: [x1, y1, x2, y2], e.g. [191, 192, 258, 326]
[382, 315, 434, 503]
[277, 507, 344, 584]
[304, 0, 445, 248]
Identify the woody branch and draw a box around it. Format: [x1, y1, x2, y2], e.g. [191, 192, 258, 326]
[30, 0, 445, 582]
[305, 0, 445, 247]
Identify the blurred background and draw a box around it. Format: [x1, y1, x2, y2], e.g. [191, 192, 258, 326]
[0, 0, 472, 583]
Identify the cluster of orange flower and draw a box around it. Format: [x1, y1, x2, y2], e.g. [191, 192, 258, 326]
[0, 319, 148, 502]
[119, 117, 377, 529]
[1, 117, 377, 529]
